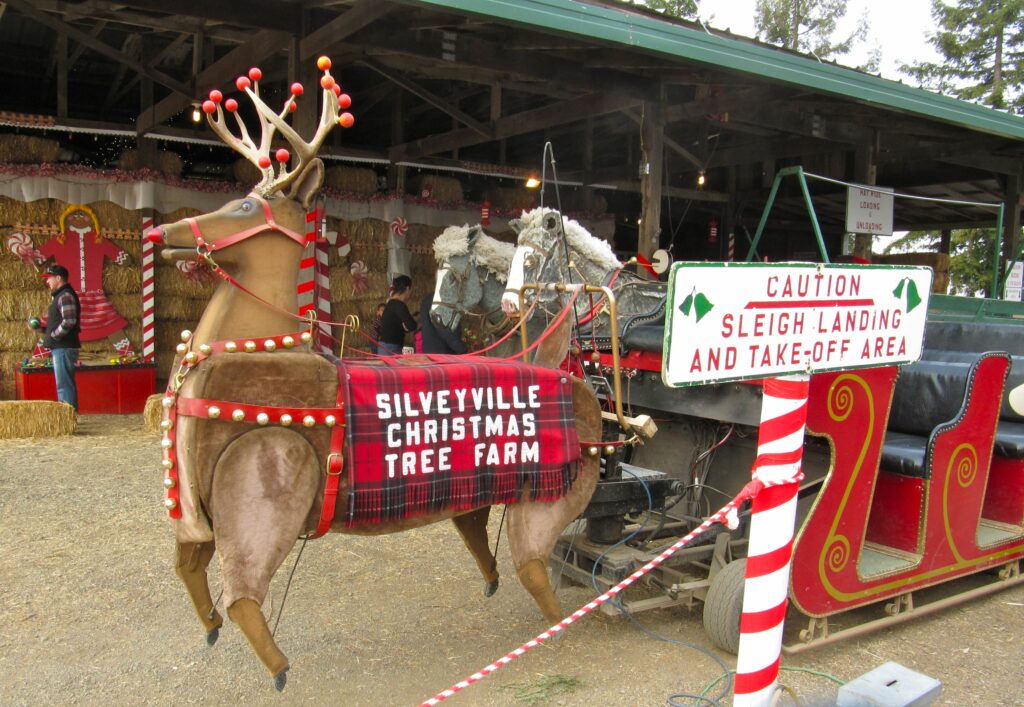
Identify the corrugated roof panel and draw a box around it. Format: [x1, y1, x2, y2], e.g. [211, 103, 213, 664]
[408, 0, 1024, 140]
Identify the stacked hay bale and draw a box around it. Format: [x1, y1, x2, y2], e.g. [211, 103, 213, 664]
[117, 149, 185, 177]
[0, 400, 76, 438]
[324, 165, 378, 195]
[408, 174, 463, 204]
[326, 216, 445, 353]
[0, 134, 60, 164]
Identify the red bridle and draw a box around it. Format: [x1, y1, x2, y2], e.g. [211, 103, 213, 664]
[147, 195, 308, 254]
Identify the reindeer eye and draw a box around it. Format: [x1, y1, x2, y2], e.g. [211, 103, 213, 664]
[239, 200, 254, 213]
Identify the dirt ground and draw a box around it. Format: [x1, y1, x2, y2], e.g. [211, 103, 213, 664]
[1, 414, 1021, 706]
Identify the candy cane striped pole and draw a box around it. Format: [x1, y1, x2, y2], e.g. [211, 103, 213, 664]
[140, 214, 156, 362]
[314, 208, 334, 353]
[297, 210, 317, 318]
[733, 374, 809, 706]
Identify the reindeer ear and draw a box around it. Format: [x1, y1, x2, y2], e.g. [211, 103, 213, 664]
[288, 157, 325, 210]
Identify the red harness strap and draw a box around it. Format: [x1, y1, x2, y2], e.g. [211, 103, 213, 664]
[312, 374, 347, 538]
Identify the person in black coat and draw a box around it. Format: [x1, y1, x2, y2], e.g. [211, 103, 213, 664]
[418, 293, 467, 354]
[377, 275, 418, 355]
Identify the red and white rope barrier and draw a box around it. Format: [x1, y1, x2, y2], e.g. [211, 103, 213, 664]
[419, 478, 773, 706]
[140, 215, 156, 362]
[734, 374, 808, 705]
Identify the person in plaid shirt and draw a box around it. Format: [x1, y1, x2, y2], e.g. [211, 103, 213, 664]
[34, 264, 81, 411]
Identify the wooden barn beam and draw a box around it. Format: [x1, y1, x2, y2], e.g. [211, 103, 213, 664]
[8, 0, 192, 99]
[361, 58, 492, 138]
[137, 28, 289, 134]
[625, 108, 702, 169]
[299, 0, 393, 61]
[48, 20, 106, 78]
[30, 0, 252, 42]
[390, 91, 642, 162]
[110, 0, 301, 33]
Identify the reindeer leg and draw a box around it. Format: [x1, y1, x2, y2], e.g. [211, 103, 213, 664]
[516, 558, 563, 624]
[174, 540, 222, 645]
[452, 507, 500, 597]
[210, 428, 320, 690]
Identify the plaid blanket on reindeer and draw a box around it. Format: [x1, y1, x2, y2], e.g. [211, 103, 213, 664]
[340, 354, 581, 525]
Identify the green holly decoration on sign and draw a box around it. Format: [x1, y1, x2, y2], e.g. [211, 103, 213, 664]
[679, 287, 714, 322]
[893, 277, 922, 312]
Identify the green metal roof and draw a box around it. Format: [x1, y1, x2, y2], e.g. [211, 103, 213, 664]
[408, 0, 1024, 141]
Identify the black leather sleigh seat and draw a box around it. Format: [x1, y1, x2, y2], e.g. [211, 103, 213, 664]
[922, 349, 1024, 460]
[880, 357, 983, 478]
[619, 310, 666, 354]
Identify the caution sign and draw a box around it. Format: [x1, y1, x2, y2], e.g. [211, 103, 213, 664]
[663, 262, 932, 387]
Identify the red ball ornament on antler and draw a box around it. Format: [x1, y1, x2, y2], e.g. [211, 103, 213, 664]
[208, 89, 223, 104]
[275, 148, 290, 163]
[236, 76, 251, 91]
[258, 156, 272, 169]
[202, 100, 217, 114]
[248, 67, 262, 82]
[317, 56, 332, 71]
[287, 101, 297, 113]
[332, 84, 342, 96]
[290, 82, 304, 96]
[320, 75, 335, 90]
[224, 98, 238, 112]
[338, 113, 355, 128]
[338, 93, 352, 109]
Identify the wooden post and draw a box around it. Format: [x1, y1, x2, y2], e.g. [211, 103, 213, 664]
[56, 33, 68, 119]
[1003, 172, 1022, 268]
[639, 97, 664, 266]
[388, 89, 405, 194]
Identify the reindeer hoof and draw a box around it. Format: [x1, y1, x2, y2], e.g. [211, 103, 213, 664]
[273, 668, 288, 692]
[484, 579, 499, 597]
[206, 626, 220, 646]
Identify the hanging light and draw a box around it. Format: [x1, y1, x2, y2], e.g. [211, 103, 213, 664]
[697, 170, 706, 187]
[524, 176, 540, 189]
[191, 103, 202, 123]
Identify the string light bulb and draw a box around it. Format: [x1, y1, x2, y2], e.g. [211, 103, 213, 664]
[524, 176, 540, 189]
[697, 170, 706, 187]
[191, 103, 202, 123]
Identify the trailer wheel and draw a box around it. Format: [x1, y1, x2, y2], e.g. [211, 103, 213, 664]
[702, 558, 746, 654]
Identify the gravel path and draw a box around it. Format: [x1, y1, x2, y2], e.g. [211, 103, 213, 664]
[0, 414, 1021, 706]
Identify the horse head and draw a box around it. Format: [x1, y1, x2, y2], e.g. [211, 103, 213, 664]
[431, 224, 514, 335]
[144, 59, 353, 342]
[500, 207, 621, 317]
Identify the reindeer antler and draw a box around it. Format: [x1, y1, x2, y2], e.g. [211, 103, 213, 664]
[201, 56, 355, 197]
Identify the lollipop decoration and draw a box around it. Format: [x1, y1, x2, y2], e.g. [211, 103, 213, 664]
[350, 260, 369, 295]
[200, 56, 355, 198]
[390, 217, 408, 238]
[6, 232, 43, 267]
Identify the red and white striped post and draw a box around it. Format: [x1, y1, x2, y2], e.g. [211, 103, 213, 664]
[734, 374, 809, 705]
[297, 206, 333, 353]
[140, 214, 156, 362]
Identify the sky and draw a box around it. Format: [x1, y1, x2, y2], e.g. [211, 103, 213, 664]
[696, 0, 943, 80]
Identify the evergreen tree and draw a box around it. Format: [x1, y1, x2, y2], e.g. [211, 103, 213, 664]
[753, 0, 868, 60]
[901, 0, 1024, 113]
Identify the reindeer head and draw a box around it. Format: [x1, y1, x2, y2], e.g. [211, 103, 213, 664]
[147, 57, 354, 265]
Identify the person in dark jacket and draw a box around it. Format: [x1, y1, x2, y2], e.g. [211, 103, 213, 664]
[33, 263, 81, 410]
[377, 275, 417, 355]
[418, 293, 467, 355]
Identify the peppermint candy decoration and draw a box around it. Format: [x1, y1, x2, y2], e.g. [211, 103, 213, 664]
[350, 260, 369, 295]
[176, 259, 212, 284]
[390, 217, 408, 237]
[7, 232, 42, 265]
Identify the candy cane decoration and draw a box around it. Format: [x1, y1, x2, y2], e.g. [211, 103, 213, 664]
[297, 207, 333, 353]
[390, 216, 408, 237]
[734, 374, 809, 706]
[140, 216, 156, 362]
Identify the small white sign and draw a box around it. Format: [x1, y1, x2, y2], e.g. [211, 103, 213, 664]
[846, 185, 894, 236]
[663, 262, 933, 387]
[1004, 261, 1023, 300]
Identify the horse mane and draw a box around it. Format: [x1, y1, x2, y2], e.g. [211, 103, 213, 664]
[433, 224, 515, 283]
[519, 207, 621, 271]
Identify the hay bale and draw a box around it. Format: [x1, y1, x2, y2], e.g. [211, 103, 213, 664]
[325, 166, 379, 195]
[143, 393, 164, 433]
[408, 174, 463, 203]
[0, 400, 76, 438]
[0, 322, 35, 353]
[117, 149, 184, 177]
[0, 288, 48, 320]
[0, 135, 60, 164]
[485, 187, 537, 212]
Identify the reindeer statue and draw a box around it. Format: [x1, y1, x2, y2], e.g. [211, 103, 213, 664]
[500, 208, 666, 350]
[147, 59, 604, 690]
